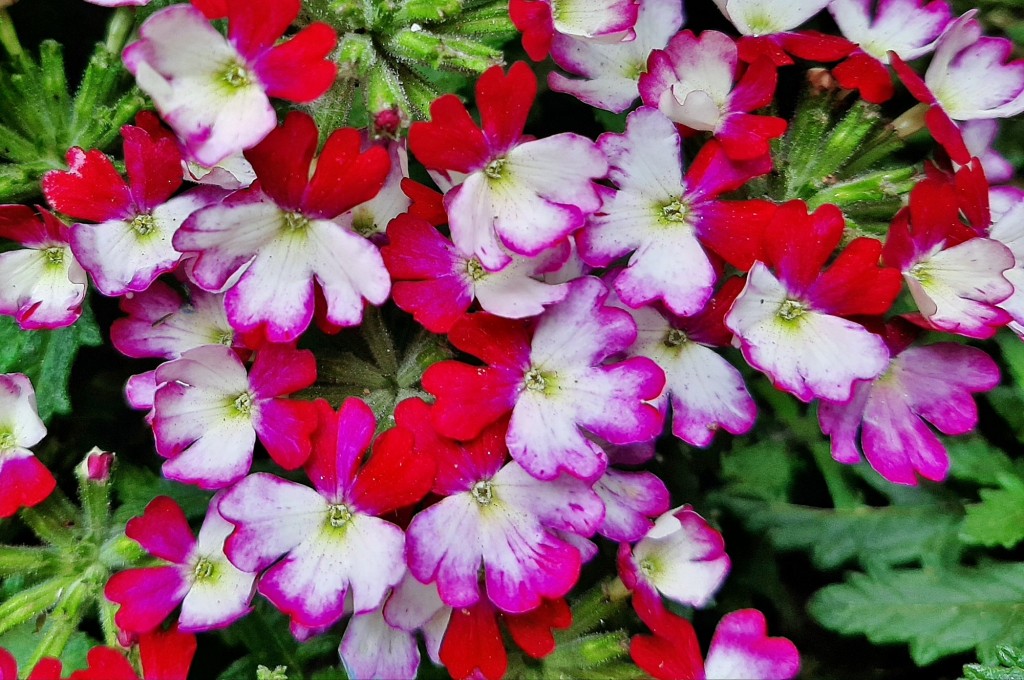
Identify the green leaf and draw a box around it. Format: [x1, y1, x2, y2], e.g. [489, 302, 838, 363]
[718, 496, 961, 570]
[963, 646, 1024, 680]
[113, 465, 212, 525]
[721, 440, 797, 503]
[948, 437, 1017, 487]
[0, 619, 96, 674]
[963, 481, 1024, 549]
[0, 301, 101, 421]
[809, 563, 1024, 665]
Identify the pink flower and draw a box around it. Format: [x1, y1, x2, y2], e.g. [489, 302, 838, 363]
[510, 0, 639, 61]
[0, 373, 54, 518]
[42, 124, 207, 297]
[105, 495, 257, 633]
[382, 214, 569, 334]
[175, 112, 391, 343]
[639, 31, 787, 161]
[399, 398, 602, 614]
[613, 279, 757, 447]
[882, 177, 1014, 339]
[0, 206, 86, 330]
[151, 343, 318, 488]
[548, 0, 683, 113]
[123, 0, 337, 166]
[713, 0, 855, 66]
[632, 599, 800, 680]
[829, 0, 952, 103]
[819, 321, 1000, 485]
[724, 202, 903, 403]
[424, 277, 665, 481]
[219, 398, 434, 629]
[409, 63, 607, 271]
[618, 506, 730, 611]
[580, 106, 774, 315]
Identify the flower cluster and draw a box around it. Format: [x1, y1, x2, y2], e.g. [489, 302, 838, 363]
[0, 0, 1021, 677]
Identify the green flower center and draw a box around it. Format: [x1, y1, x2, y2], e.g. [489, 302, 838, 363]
[282, 212, 310, 233]
[0, 431, 15, 451]
[221, 61, 253, 89]
[660, 198, 690, 224]
[777, 299, 807, 321]
[908, 262, 931, 284]
[471, 480, 494, 506]
[193, 557, 215, 582]
[233, 391, 254, 416]
[466, 258, 487, 282]
[663, 328, 688, 348]
[484, 157, 507, 180]
[523, 368, 547, 392]
[44, 247, 64, 266]
[130, 214, 156, 236]
[215, 330, 234, 346]
[327, 504, 353, 528]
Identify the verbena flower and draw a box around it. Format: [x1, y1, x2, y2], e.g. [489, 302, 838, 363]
[510, 0, 639, 61]
[123, 0, 337, 166]
[0, 373, 53, 518]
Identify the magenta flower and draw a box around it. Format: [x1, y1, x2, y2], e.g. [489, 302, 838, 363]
[882, 177, 1014, 339]
[409, 63, 607, 271]
[105, 495, 257, 634]
[593, 444, 670, 542]
[580, 106, 775, 315]
[724, 202, 903, 403]
[510, 0, 639, 62]
[152, 343, 318, 488]
[639, 31, 787, 161]
[399, 399, 604, 614]
[43, 124, 207, 297]
[382, 214, 569, 334]
[0, 373, 54, 518]
[424, 277, 665, 481]
[123, 0, 337, 166]
[618, 506, 730, 611]
[548, 0, 683, 113]
[0, 206, 86, 330]
[219, 398, 435, 629]
[175, 112, 391, 343]
[613, 279, 757, 447]
[819, 322, 1000, 485]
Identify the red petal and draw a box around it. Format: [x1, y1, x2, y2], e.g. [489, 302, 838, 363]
[908, 176, 969, 247]
[680, 276, 747, 347]
[249, 344, 317, 398]
[686, 140, 772, 200]
[447, 312, 534, 368]
[440, 602, 508, 680]
[257, 23, 338, 103]
[138, 626, 197, 680]
[409, 96, 490, 174]
[0, 205, 49, 246]
[255, 398, 318, 470]
[0, 648, 16, 680]
[26, 658, 63, 680]
[925, 106, 971, 166]
[422, 362, 521, 441]
[630, 596, 704, 680]
[477, 63, 535, 154]
[401, 179, 448, 225]
[126, 496, 195, 563]
[737, 36, 791, 66]
[697, 200, 776, 272]
[832, 52, 894, 104]
[716, 113, 787, 161]
[244, 111, 318, 211]
[190, 0, 227, 19]
[729, 57, 778, 112]
[67, 648, 138, 680]
[764, 201, 844, 295]
[351, 425, 435, 515]
[808, 238, 902, 317]
[505, 598, 572, 659]
[43, 148, 131, 223]
[122, 125, 183, 212]
[0, 454, 56, 518]
[956, 159, 990, 232]
[509, 0, 553, 61]
[226, 0, 299, 59]
[778, 31, 856, 62]
[305, 129, 390, 218]
[889, 52, 935, 105]
[392, 279, 473, 334]
[105, 567, 187, 634]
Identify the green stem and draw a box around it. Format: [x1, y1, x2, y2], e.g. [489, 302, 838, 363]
[20, 493, 80, 548]
[104, 7, 135, 56]
[0, 9, 24, 61]
[809, 440, 860, 510]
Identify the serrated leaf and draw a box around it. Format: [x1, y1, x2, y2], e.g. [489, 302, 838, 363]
[809, 563, 1024, 665]
[719, 497, 961, 570]
[0, 301, 101, 422]
[0, 620, 96, 674]
[948, 437, 1017, 487]
[721, 441, 796, 502]
[962, 645, 1024, 680]
[963, 482, 1024, 549]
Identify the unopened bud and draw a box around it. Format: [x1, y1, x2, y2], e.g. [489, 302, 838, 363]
[372, 107, 404, 139]
[84, 448, 114, 484]
[891, 102, 930, 139]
